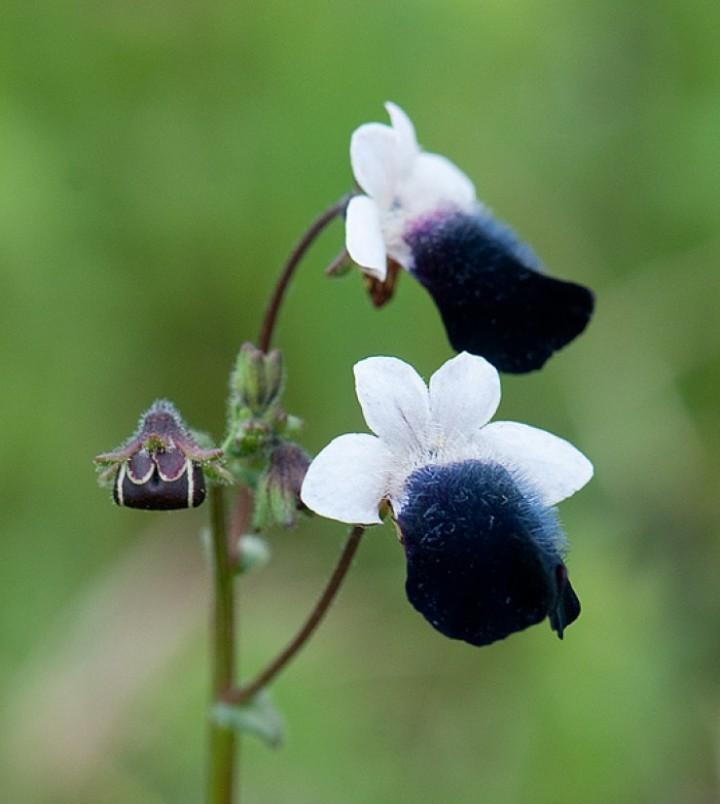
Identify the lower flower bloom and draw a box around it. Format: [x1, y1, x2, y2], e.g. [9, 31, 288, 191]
[300, 353, 592, 646]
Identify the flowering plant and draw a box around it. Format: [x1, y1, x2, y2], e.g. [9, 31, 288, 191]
[95, 102, 595, 803]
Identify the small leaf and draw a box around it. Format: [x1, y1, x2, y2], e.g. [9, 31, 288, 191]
[212, 691, 284, 748]
[325, 248, 353, 277]
[203, 462, 236, 485]
[95, 463, 118, 489]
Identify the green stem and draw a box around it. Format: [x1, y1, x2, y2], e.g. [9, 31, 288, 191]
[205, 195, 355, 798]
[208, 485, 237, 804]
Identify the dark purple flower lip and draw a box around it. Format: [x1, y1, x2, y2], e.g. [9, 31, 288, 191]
[397, 459, 580, 647]
[95, 400, 222, 511]
[114, 459, 206, 510]
[405, 208, 594, 373]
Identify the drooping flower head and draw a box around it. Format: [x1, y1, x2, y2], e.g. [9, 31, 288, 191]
[95, 400, 223, 510]
[253, 441, 311, 530]
[345, 104, 595, 373]
[301, 353, 593, 646]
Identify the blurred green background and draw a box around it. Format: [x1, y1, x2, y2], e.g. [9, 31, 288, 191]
[2, 1, 719, 802]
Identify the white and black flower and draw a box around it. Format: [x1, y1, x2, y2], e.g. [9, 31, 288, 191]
[345, 103, 595, 373]
[301, 353, 593, 646]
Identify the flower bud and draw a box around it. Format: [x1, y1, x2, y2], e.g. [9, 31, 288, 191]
[231, 343, 284, 416]
[235, 534, 272, 575]
[253, 442, 311, 529]
[95, 400, 223, 511]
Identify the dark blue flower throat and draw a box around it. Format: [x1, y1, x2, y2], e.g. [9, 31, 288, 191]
[397, 460, 580, 647]
[405, 210, 594, 373]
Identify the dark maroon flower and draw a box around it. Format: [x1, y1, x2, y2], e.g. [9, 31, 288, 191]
[95, 400, 223, 510]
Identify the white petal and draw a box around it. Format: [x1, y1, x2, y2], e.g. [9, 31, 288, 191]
[480, 421, 594, 507]
[350, 122, 398, 201]
[354, 356, 430, 452]
[344, 195, 387, 280]
[350, 106, 419, 203]
[385, 102, 419, 160]
[429, 352, 501, 437]
[405, 152, 476, 210]
[300, 434, 392, 525]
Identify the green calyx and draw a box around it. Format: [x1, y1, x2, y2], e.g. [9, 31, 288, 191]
[223, 344, 310, 503]
[231, 342, 284, 417]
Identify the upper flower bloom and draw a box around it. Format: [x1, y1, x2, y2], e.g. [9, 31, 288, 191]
[301, 353, 593, 645]
[345, 103, 595, 373]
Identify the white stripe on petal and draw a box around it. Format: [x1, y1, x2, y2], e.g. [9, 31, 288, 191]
[300, 433, 392, 525]
[429, 352, 501, 438]
[354, 356, 430, 453]
[480, 421, 594, 507]
[345, 196, 387, 280]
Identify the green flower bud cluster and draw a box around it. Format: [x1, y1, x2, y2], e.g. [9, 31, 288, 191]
[223, 343, 311, 529]
[224, 343, 293, 462]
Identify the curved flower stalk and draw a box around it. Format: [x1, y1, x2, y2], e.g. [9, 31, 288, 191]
[345, 103, 594, 373]
[301, 353, 593, 646]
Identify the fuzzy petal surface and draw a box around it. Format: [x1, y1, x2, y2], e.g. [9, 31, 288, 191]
[399, 460, 578, 646]
[407, 209, 594, 373]
[300, 433, 392, 525]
